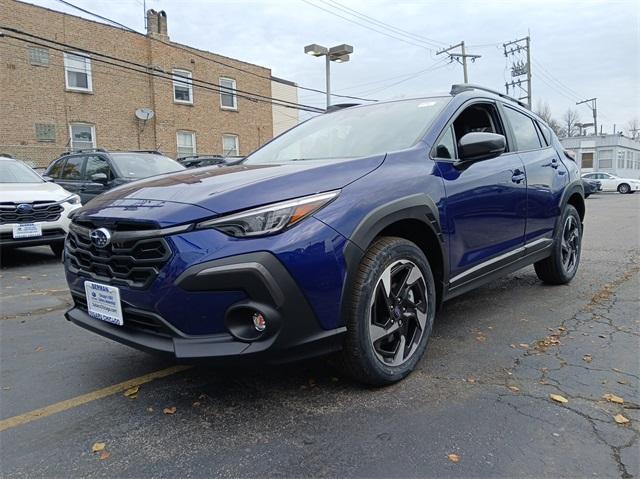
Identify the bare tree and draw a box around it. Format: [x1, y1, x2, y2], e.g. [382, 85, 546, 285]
[627, 118, 639, 139]
[535, 100, 563, 137]
[562, 108, 580, 137]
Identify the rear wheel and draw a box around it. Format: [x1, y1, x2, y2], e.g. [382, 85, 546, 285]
[534, 205, 582, 284]
[618, 183, 631, 194]
[340, 237, 436, 386]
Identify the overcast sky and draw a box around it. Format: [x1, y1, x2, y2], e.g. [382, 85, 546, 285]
[25, 0, 640, 132]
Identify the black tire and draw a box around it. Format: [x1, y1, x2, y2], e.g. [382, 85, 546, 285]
[340, 237, 436, 386]
[534, 205, 582, 285]
[50, 241, 64, 258]
[618, 183, 631, 194]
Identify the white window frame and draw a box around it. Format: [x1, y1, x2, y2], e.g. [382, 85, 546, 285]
[69, 123, 96, 150]
[222, 134, 239, 156]
[64, 52, 93, 92]
[173, 69, 193, 104]
[177, 131, 197, 157]
[219, 77, 237, 110]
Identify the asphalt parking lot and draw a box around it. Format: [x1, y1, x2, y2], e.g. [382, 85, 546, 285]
[1, 193, 638, 478]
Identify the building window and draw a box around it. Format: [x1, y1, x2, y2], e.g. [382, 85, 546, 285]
[599, 159, 612, 169]
[173, 69, 193, 104]
[69, 123, 96, 150]
[581, 152, 593, 169]
[177, 131, 196, 157]
[598, 149, 612, 169]
[35, 123, 56, 142]
[222, 134, 239, 156]
[64, 52, 92, 92]
[220, 77, 237, 110]
[28, 47, 49, 66]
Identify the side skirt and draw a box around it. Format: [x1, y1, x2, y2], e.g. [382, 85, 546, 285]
[444, 240, 553, 301]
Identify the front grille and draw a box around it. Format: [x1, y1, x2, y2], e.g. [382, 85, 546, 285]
[0, 201, 63, 225]
[66, 223, 172, 289]
[72, 292, 175, 337]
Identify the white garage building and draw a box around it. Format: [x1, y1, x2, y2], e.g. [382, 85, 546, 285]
[560, 134, 640, 179]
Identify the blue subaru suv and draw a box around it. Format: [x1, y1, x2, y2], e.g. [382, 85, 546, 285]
[64, 85, 584, 385]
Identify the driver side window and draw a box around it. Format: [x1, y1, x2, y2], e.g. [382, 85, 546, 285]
[453, 103, 505, 149]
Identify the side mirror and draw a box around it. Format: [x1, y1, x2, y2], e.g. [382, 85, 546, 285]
[456, 132, 506, 165]
[91, 172, 108, 184]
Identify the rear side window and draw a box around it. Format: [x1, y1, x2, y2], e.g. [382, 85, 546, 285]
[46, 158, 64, 178]
[536, 121, 552, 146]
[504, 107, 542, 151]
[60, 156, 84, 179]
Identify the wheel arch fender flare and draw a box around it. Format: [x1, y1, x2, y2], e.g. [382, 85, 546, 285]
[340, 194, 447, 326]
[555, 179, 585, 236]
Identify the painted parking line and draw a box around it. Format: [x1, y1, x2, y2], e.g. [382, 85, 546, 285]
[0, 365, 191, 432]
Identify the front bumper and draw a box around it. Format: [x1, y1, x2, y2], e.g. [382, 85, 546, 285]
[0, 202, 79, 248]
[66, 251, 346, 362]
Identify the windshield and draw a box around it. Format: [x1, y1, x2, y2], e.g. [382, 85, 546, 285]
[0, 160, 44, 183]
[244, 97, 449, 164]
[109, 153, 185, 179]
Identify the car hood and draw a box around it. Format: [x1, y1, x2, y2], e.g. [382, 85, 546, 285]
[84, 155, 385, 216]
[1, 181, 72, 203]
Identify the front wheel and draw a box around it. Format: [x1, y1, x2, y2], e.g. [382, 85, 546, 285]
[534, 205, 582, 284]
[618, 183, 631, 194]
[340, 237, 436, 386]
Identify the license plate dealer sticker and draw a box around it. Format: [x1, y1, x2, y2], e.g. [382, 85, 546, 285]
[84, 281, 124, 326]
[12, 223, 42, 239]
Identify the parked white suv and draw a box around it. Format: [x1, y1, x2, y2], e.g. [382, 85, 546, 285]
[0, 157, 81, 257]
[581, 172, 640, 194]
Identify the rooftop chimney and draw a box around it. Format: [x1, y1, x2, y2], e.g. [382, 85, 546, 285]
[146, 9, 169, 40]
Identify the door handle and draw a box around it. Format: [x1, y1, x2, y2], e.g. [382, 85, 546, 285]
[550, 158, 559, 169]
[512, 169, 526, 184]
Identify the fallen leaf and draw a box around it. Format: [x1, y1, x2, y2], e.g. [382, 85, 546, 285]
[163, 406, 177, 415]
[602, 393, 624, 404]
[91, 442, 106, 453]
[34, 346, 44, 352]
[582, 354, 592, 363]
[519, 343, 529, 349]
[508, 386, 520, 392]
[192, 401, 201, 407]
[510, 344, 516, 349]
[614, 414, 630, 425]
[549, 394, 568, 404]
[617, 379, 629, 385]
[447, 453, 461, 463]
[475, 335, 486, 342]
[558, 326, 567, 332]
[467, 378, 476, 384]
[99, 451, 111, 460]
[612, 368, 622, 373]
[147, 407, 154, 412]
[123, 386, 139, 398]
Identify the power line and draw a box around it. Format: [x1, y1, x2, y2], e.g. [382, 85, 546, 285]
[301, 0, 439, 52]
[319, 0, 446, 48]
[2, 28, 324, 113]
[436, 42, 481, 83]
[355, 59, 452, 97]
[52, 0, 376, 103]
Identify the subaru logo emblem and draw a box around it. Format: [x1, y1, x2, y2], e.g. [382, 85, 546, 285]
[16, 203, 33, 213]
[90, 227, 111, 248]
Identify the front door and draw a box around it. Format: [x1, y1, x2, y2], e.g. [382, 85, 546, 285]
[82, 155, 112, 203]
[55, 155, 86, 197]
[433, 103, 527, 286]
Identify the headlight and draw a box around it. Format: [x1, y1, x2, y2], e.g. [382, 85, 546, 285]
[63, 194, 81, 205]
[196, 190, 339, 237]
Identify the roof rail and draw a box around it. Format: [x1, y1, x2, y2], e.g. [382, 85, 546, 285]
[58, 148, 109, 157]
[450, 84, 529, 109]
[128, 150, 163, 155]
[325, 103, 360, 113]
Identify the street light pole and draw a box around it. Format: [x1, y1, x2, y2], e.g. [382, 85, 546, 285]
[304, 43, 353, 109]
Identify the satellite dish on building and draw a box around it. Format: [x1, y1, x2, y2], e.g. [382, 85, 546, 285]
[135, 108, 155, 121]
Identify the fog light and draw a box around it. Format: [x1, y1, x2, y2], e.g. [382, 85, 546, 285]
[252, 312, 266, 332]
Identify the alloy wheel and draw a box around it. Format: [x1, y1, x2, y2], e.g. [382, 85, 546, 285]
[561, 215, 580, 274]
[368, 260, 428, 367]
[619, 184, 630, 194]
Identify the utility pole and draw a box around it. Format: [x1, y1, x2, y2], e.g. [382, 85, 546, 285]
[576, 98, 598, 136]
[436, 41, 481, 83]
[503, 36, 531, 109]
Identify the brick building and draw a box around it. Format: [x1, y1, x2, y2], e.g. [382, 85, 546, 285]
[0, 0, 298, 166]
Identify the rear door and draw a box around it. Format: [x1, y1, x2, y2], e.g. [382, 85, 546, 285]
[502, 105, 566, 245]
[55, 155, 86, 196]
